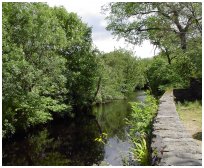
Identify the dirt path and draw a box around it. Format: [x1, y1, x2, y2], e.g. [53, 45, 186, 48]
[181, 120, 202, 146]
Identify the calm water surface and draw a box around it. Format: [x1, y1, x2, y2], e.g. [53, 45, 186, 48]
[2, 91, 145, 166]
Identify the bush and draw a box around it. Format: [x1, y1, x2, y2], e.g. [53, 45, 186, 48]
[126, 91, 158, 165]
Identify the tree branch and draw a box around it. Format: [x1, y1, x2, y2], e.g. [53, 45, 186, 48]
[184, 16, 193, 32]
[188, 3, 202, 35]
[132, 10, 159, 15]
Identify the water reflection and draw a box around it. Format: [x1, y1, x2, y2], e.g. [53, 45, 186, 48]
[92, 92, 144, 165]
[93, 100, 131, 140]
[3, 129, 71, 165]
[2, 91, 145, 166]
[104, 137, 131, 165]
[3, 118, 104, 166]
[91, 101, 131, 165]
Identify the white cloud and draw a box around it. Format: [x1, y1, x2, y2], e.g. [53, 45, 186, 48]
[47, 1, 159, 58]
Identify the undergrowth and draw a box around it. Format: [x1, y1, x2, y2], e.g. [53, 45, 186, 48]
[126, 90, 158, 165]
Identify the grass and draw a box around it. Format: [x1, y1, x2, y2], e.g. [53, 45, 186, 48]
[176, 100, 202, 141]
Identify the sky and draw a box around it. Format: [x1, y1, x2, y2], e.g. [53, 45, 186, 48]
[47, 1, 160, 58]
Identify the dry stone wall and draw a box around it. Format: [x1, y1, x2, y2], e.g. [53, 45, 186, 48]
[151, 91, 202, 166]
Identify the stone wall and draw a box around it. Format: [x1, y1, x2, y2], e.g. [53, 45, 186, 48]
[151, 91, 202, 166]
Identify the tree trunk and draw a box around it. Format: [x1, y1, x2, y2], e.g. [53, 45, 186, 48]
[93, 76, 102, 102]
[180, 32, 187, 51]
[162, 48, 171, 65]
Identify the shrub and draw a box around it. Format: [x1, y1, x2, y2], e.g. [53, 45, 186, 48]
[126, 91, 158, 165]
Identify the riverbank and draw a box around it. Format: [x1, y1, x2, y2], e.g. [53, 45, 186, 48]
[3, 91, 145, 166]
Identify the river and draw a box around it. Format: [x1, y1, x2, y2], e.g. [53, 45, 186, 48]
[2, 91, 145, 166]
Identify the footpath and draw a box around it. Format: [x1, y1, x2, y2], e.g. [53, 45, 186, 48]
[151, 91, 202, 166]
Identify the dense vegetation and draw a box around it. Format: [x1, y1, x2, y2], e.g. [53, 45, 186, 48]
[104, 2, 202, 94]
[125, 92, 158, 165]
[2, 3, 145, 137]
[2, 2, 97, 137]
[94, 49, 146, 103]
[2, 3, 202, 165]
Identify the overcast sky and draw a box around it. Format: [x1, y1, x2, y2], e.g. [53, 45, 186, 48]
[47, 1, 160, 58]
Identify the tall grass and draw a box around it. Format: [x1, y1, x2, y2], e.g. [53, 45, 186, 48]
[177, 100, 201, 110]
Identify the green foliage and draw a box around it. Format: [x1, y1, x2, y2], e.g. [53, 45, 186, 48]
[104, 2, 202, 93]
[3, 2, 201, 142]
[54, 7, 98, 108]
[146, 56, 181, 93]
[128, 91, 157, 135]
[2, 2, 97, 137]
[3, 2, 147, 138]
[3, 2, 69, 136]
[176, 37, 202, 80]
[177, 100, 201, 110]
[146, 41, 202, 93]
[126, 91, 158, 165]
[94, 49, 146, 103]
[104, 2, 201, 49]
[94, 132, 108, 144]
[93, 96, 134, 140]
[131, 136, 149, 166]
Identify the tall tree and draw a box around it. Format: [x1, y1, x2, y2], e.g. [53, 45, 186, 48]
[53, 7, 98, 109]
[2, 2, 98, 137]
[104, 2, 202, 88]
[94, 49, 146, 103]
[104, 2, 202, 51]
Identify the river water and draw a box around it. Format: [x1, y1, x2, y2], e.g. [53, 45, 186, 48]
[2, 91, 145, 166]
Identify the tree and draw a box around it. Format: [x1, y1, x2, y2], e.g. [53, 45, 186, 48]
[2, 2, 98, 137]
[53, 7, 98, 109]
[2, 3, 71, 136]
[104, 2, 202, 90]
[146, 56, 181, 94]
[104, 2, 201, 51]
[94, 49, 146, 103]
